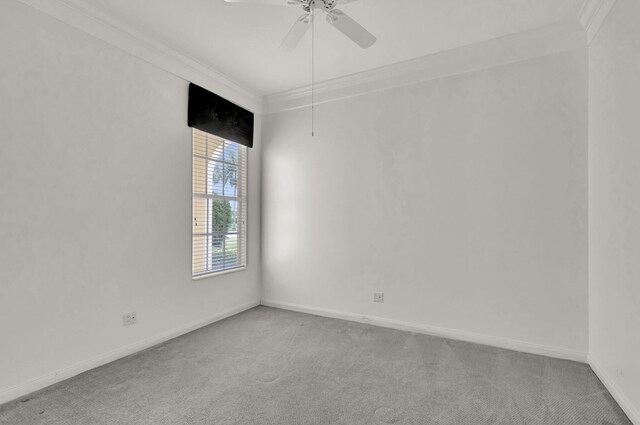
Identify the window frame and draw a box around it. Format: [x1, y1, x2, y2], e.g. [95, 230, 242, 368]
[191, 129, 248, 280]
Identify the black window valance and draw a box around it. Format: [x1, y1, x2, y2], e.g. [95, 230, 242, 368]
[187, 83, 254, 148]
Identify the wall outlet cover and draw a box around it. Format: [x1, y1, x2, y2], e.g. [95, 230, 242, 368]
[123, 312, 137, 326]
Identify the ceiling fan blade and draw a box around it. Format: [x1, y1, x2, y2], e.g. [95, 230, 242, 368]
[223, 0, 299, 5]
[280, 14, 312, 51]
[326, 9, 376, 49]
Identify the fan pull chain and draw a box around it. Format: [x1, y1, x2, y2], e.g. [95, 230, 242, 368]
[311, 8, 315, 137]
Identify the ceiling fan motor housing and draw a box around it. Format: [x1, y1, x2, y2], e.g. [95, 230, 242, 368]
[299, 0, 337, 12]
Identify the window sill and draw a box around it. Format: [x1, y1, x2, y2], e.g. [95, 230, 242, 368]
[192, 267, 247, 281]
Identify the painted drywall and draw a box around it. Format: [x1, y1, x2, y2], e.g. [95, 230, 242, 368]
[262, 50, 589, 358]
[588, 0, 640, 422]
[0, 1, 261, 401]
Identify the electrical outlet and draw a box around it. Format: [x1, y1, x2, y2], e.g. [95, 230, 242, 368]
[123, 312, 137, 326]
[374, 292, 384, 303]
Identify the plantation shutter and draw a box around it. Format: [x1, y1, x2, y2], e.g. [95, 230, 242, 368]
[192, 129, 248, 277]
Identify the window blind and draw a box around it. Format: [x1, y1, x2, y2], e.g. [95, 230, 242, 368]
[192, 128, 248, 277]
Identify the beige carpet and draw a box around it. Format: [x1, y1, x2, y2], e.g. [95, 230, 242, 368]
[0, 306, 632, 424]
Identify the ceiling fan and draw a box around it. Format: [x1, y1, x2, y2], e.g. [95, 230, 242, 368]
[223, 0, 377, 51]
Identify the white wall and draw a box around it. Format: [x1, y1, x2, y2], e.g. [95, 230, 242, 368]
[262, 50, 589, 359]
[0, 1, 261, 401]
[589, 0, 640, 422]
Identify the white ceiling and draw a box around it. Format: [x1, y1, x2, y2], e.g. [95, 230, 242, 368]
[80, 0, 585, 95]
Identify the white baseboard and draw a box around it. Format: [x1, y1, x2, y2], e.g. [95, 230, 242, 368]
[261, 300, 588, 363]
[589, 356, 640, 425]
[0, 300, 260, 405]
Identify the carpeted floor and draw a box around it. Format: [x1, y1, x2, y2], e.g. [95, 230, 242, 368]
[0, 306, 632, 425]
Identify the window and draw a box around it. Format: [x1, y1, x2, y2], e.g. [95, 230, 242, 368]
[192, 128, 247, 277]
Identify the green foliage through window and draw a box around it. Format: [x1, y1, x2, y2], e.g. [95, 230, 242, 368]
[211, 199, 232, 246]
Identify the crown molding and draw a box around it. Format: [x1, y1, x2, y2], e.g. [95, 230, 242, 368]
[578, 0, 618, 45]
[263, 21, 586, 114]
[16, 0, 263, 113]
[14, 0, 595, 117]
